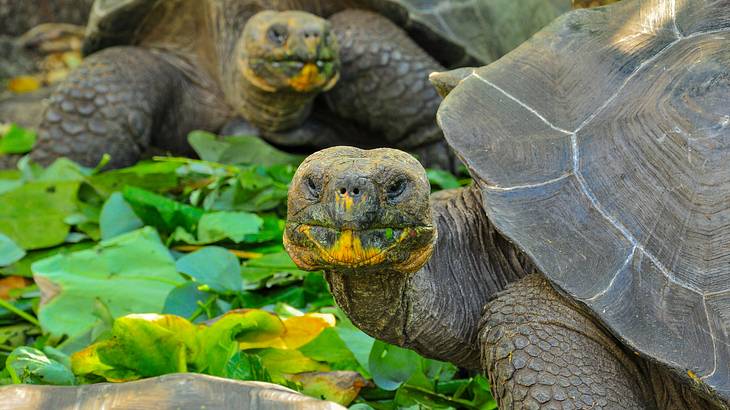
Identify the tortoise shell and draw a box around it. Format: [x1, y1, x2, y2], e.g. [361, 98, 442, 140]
[437, 0, 730, 402]
[81, 0, 570, 67]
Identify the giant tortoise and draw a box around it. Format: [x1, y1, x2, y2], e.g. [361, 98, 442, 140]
[12, 0, 569, 170]
[283, 0, 730, 408]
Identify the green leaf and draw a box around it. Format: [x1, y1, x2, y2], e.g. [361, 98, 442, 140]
[0, 233, 25, 267]
[0, 181, 79, 249]
[0, 242, 94, 278]
[71, 314, 198, 381]
[175, 247, 242, 294]
[197, 211, 263, 244]
[0, 182, 79, 250]
[426, 169, 461, 190]
[88, 161, 180, 197]
[256, 348, 327, 379]
[33, 227, 184, 338]
[198, 310, 285, 376]
[122, 186, 204, 233]
[99, 192, 144, 240]
[225, 352, 272, 382]
[0, 124, 36, 154]
[189, 131, 303, 166]
[37, 158, 91, 182]
[298, 328, 363, 373]
[241, 251, 309, 290]
[368, 341, 420, 391]
[5, 346, 75, 385]
[162, 282, 214, 321]
[324, 308, 375, 376]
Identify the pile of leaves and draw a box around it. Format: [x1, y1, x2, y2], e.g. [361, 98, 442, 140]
[0, 127, 490, 409]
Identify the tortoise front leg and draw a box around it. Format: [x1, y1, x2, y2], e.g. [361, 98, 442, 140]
[481, 274, 651, 409]
[33, 46, 229, 168]
[325, 10, 457, 170]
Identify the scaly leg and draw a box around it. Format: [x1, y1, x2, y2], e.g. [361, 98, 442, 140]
[481, 275, 651, 409]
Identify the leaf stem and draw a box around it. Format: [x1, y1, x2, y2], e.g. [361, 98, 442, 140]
[0, 298, 40, 326]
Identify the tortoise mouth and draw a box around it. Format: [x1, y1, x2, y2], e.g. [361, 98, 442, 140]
[245, 56, 339, 93]
[284, 223, 436, 272]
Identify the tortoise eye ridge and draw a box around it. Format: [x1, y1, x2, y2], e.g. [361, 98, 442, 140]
[267, 23, 288, 45]
[387, 179, 407, 200]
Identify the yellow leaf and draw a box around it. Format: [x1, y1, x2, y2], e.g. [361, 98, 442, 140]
[8, 76, 41, 93]
[281, 313, 336, 349]
[206, 309, 286, 350]
[0, 276, 30, 300]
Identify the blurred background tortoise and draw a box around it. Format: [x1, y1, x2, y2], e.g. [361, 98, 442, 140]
[283, 0, 730, 408]
[2, 0, 571, 170]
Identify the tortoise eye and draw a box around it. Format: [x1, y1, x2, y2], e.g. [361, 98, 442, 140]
[386, 179, 407, 200]
[304, 176, 321, 199]
[267, 24, 288, 45]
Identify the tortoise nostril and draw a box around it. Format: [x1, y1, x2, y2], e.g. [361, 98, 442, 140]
[352, 187, 360, 195]
[339, 187, 347, 195]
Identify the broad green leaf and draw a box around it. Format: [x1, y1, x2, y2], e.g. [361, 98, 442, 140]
[72, 314, 198, 382]
[5, 346, 75, 385]
[257, 348, 327, 378]
[198, 310, 285, 376]
[0, 242, 94, 278]
[162, 282, 214, 321]
[426, 169, 461, 190]
[239, 287, 305, 309]
[241, 251, 308, 290]
[225, 351, 271, 382]
[197, 211, 262, 243]
[175, 247, 242, 294]
[368, 341, 420, 391]
[0, 124, 36, 154]
[33, 227, 184, 338]
[0, 181, 79, 249]
[37, 158, 91, 182]
[298, 328, 363, 373]
[0, 233, 25, 267]
[325, 308, 375, 375]
[88, 161, 180, 197]
[99, 192, 144, 240]
[122, 186, 203, 233]
[189, 131, 303, 166]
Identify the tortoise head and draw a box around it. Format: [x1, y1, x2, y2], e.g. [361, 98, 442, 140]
[239, 10, 340, 94]
[285, 147, 437, 274]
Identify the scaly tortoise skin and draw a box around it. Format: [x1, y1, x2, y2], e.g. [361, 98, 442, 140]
[7, 0, 570, 171]
[283, 0, 730, 408]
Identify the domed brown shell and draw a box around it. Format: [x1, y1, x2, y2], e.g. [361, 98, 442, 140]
[437, 0, 730, 403]
[81, 0, 570, 66]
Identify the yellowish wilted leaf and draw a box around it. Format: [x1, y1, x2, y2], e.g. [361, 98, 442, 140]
[281, 313, 336, 349]
[8, 76, 41, 93]
[0, 276, 31, 300]
[290, 371, 369, 406]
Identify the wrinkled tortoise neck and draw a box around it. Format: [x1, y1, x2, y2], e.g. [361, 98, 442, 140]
[322, 186, 534, 367]
[228, 70, 318, 132]
[324, 267, 413, 345]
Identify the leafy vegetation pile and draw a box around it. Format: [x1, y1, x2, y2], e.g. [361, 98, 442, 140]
[0, 127, 493, 409]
